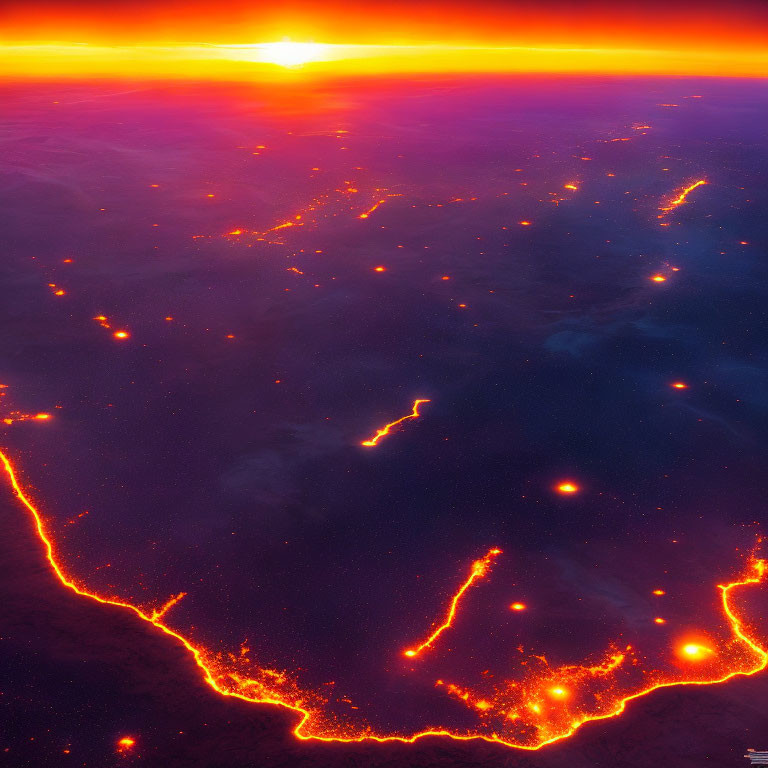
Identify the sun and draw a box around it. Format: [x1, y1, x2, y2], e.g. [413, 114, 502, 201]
[258, 41, 328, 68]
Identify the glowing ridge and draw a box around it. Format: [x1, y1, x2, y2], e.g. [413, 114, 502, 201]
[404, 547, 502, 657]
[361, 399, 431, 446]
[1, 448, 766, 751]
[658, 179, 707, 219]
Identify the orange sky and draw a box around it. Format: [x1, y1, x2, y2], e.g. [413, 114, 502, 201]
[1, 0, 767, 77]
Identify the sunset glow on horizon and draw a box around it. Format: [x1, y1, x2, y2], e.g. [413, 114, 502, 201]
[2, 0, 768, 79]
[2, 39, 766, 79]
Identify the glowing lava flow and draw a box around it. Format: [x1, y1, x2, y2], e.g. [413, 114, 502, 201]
[361, 399, 431, 446]
[2, 412, 51, 425]
[658, 179, 707, 219]
[151, 591, 187, 621]
[1, 447, 767, 751]
[404, 547, 502, 658]
[358, 198, 388, 219]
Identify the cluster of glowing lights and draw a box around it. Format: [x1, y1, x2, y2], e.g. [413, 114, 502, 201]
[2, 411, 51, 425]
[225, 186, 399, 246]
[1, 449, 767, 750]
[361, 399, 431, 447]
[658, 179, 707, 221]
[93, 314, 129, 339]
[404, 548, 502, 658]
[0, 384, 53, 426]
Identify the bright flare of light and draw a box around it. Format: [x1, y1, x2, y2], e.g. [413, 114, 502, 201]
[681, 642, 713, 659]
[117, 737, 136, 752]
[511, 602, 526, 611]
[556, 482, 579, 494]
[671, 382, 688, 389]
[257, 41, 328, 68]
[651, 275, 667, 282]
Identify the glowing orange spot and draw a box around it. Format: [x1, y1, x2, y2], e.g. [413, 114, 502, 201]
[62, 258, 73, 263]
[680, 642, 714, 660]
[549, 687, 568, 698]
[671, 382, 688, 389]
[519, 220, 532, 226]
[404, 548, 501, 658]
[34, 413, 51, 420]
[653, 589, 666, 595]
[228, 229, 243, 235]
[116, 736, 136, 754]
[650, 275, 667, 282]
[510, 602, 526, 611]
[458, 303, 467, 308]
[54, 289, 65, 296]
[441, 275, 451, 280]
[226, 334, 235, 339]
[654, 617, 666, 624]
[564, 184, 578, 190]
[113, 331, 129, 339]
[373, 266, 386, 272]
[556, 482, 579, 494]
[361, 399, 431, 447]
